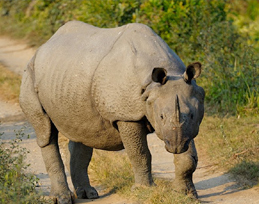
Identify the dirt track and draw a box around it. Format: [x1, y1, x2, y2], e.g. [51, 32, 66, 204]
[0, 36, 258, 204]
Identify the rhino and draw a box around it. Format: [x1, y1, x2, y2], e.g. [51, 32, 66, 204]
[19, 21, 205, 204]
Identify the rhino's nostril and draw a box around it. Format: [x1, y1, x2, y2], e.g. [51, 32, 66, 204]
[160, 114, 164, 120]
[164, 139, 170, 146]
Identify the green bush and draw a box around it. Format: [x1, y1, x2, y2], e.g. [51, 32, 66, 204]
[0, 129, 50, 204]
[228, 0, 259, 48]
[135, 0, 259, 114]
[197, 20, 259, 115]
[0, 0, 258, 115]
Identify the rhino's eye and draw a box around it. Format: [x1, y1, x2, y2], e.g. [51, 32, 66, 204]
[160, 114, 164, 120]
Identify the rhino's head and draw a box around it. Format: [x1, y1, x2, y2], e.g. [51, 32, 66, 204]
[144, 62, 205, 154]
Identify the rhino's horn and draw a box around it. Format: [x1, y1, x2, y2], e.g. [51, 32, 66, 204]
[175, 95, 180, 123]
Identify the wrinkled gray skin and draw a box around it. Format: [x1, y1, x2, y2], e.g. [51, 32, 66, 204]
[19, 21, 205, 204]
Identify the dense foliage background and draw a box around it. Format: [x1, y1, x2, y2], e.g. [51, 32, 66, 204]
[0, 0, 258, 115]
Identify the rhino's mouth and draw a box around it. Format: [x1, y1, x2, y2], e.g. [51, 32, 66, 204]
[164, 139, 190, 154]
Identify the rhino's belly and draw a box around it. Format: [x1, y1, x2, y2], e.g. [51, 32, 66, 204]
[54, 113, 123, 151]
[38, 88, 123, 151]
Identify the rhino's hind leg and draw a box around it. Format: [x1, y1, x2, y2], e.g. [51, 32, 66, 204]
[41, 124, 74, 203]
[172, 139, 198, 198]
[117, 121, 153, 188]
[20, 66, 74, 204]
[68, 141, 99, 199]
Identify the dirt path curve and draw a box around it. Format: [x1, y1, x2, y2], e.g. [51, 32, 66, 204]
[0, 36, 258, 204]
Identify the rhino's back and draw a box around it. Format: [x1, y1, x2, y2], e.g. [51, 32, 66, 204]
[31, 21, 185, 148]
[33, 21, 128, 148]
[34, 21, 128, 97]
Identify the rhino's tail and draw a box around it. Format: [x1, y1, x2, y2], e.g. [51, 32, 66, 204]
[19, 54, 52, 148]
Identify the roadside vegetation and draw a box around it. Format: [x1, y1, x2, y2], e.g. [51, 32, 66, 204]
[0, 0, 258, 203]
[0, 129, 51, 204]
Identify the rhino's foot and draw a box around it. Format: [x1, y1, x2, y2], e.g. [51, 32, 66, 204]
[50, 190, 75, 204]
[172, 178, 198, 199]
[76, 186, 99, 199]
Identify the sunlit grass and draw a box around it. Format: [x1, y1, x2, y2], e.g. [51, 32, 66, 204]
[89, 150, 199, 204]
[0, 64, 21, 102]
[196, 115, 259, 185]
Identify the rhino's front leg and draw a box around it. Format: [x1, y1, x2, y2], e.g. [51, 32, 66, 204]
[173, 139, 198, 198]
[117, 121, 154, 187]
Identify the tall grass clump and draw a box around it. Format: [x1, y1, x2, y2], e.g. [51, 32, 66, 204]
[0, 129, 50, 204]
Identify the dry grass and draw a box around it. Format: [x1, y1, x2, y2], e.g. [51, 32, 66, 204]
[89, 150, 199, 204]
[0, 64, 21, 102]
[196, 115, 259, 186]
[89, 150, 134, 194]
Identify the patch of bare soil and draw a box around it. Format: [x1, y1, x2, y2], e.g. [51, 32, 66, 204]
[0, 36, 259, 204]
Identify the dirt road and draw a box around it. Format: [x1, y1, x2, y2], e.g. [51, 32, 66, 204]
[0, 36, 258, 203]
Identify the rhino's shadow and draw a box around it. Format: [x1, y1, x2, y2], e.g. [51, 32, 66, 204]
[195, 173, 247, 200]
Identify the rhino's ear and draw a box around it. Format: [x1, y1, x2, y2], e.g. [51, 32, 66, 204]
[183, 62, 202, 83]
[152, 68, 167, 85]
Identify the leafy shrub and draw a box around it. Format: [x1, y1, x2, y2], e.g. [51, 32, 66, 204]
[135, 0, 258, 114]
[0, 129, 50, 204]
[75, 0, 142, 27]
[0, 0, 258, 115]
[228, 0, 259, 48]
[197, 20, 259, 114]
